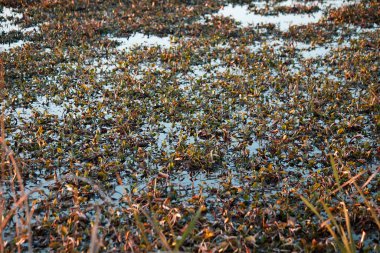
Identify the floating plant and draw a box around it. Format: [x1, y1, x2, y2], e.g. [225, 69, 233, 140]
[0, 0, 379, 252]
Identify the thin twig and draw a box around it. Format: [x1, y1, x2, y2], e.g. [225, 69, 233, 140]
[88, 205, 101, 253]
[0, 137, 33, 252]
[1, 189, 41, 231]
[317, 170, 366, 203]
[361, 166, 379, 189]
[0, 113, 5, 253]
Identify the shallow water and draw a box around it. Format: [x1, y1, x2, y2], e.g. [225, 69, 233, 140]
[0, 7, 22, 33]
[109, 33, 172, 51]
[0, 7, 42, 52]
[217, 4, 322, 30]
[1, 1, 379, 250]
[0, 40, 26, 52]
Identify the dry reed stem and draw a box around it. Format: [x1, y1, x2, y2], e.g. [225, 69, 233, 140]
[0, 117, 5, 253]
[0, 188, 40, 231]
[88, 206, 101, 253]
[3, 138, 33, 253]
[0, 59, 4, 90]
[317, 169, 366, 203]
[0, 58, 33, 252]
[0, 57, 6, 253]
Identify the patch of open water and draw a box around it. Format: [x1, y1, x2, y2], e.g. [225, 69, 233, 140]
[0, 7, 42, 52]
[217, 4, 322, 31]
[109, 33, 172, 51]
[0, 7, 22, 33]
[273, 0, 360, 8]
[214, 0, 362, 31]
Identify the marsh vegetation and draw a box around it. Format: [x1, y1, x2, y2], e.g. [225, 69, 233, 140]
[0, 0, 379, 252]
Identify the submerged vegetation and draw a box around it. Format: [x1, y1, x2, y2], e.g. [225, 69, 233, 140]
[0, 0, 379, 252]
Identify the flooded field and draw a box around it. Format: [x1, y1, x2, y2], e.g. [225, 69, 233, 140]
[0, 0, 379, 252]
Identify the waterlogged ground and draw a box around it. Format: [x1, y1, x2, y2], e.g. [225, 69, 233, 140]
[0, 0, 379, 252]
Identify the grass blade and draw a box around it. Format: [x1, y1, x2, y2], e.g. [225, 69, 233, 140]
[300, 195, 323, 220]
[174, 206, 202, 251]
[133, 209, 150, 249]
[141, 210, 171, 251]
[342, 202, 355, 253]
[301, 195, 346, 251]
[353, 182, 380, 229]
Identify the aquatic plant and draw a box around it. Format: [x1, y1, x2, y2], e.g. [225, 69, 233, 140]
[0, 0, 379, 251]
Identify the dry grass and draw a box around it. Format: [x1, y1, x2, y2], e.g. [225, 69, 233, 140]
[0, 1, 379, 251]
[0, 59, 4, 90]
[301, 156, 380, 252]
[0, 57, 33, 253]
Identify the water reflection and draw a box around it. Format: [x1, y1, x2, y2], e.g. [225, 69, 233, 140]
[109, 32, 172, 51]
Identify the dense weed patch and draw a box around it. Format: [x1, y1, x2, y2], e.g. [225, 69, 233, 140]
[0, 0, 379, 251]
